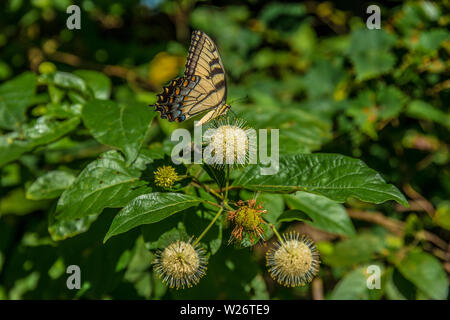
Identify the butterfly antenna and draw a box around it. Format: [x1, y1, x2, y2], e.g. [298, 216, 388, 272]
[228, 95, 249, 105]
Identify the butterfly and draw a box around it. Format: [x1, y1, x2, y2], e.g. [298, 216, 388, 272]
[152, 30, 230, 126]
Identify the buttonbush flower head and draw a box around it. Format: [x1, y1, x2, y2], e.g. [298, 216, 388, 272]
[153, 239, 207, 289]
[154, 165, 180, 188]
[203, 118, 256, 167]
[227, 199, 267, 243]
[266, 232, 320, 287]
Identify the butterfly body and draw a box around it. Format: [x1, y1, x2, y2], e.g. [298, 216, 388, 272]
[152, 30, 230, 126]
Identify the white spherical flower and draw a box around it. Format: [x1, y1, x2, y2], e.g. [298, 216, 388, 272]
[203, 118, 256, 167]
[266, 232, 320, 287]
[153, 239, 207, 289]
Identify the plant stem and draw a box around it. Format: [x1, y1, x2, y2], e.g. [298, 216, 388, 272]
[224, 165, 230, 202]
[193, 207, 224, 246]
[191, 179, 224, 200]
[269, 223, 284, 244]
[223, 202, 234, 211]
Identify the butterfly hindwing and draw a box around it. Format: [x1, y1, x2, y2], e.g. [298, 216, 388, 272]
[152, 30, 230, 124]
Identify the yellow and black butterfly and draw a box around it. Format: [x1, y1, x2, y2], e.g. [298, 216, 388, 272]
[152, 30, 230, 126]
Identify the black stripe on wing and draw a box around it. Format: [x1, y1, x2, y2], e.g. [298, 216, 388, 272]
[185, 31, 206, 77]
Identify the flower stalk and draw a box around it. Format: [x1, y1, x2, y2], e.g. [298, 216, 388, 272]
[193, 207, 224, 246]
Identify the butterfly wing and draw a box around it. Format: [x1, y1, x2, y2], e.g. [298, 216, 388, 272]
[153, 30, 229, 124]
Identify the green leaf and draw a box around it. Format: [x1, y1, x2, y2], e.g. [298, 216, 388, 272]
[239, 190, 285, 224]
[396, 248, 448, 300]
[233, 153, 408, 206]
[406, 100, 450, 129]
[347, 86, 406, 139]
[48, 210, 98, 241]
[0, 137, 31, 168]
[104, 193, 203, 242]
[235, 105, 331, 153]
[0, 117, 80, 167]
[348, 29, 396, 81]
[284, 191, 355, 236]
[418, 29, 450, 51]
[277, 209, 312, 223]
[329, 266, 382, 300]
[73, 70, 112, 99]
[0, 188, 49, 216]
[303, 59, 344, 99]
[385, 268, 411, 300]
[37, 72, 91, 97]
[433, 202, 450, 230]
[259, 3, 305, 24]
[54, 150, 152, 222]
[82, 99, 156, 164]
[141, 215, 188, 250]
[376, 85, 407, 120]
[26, 171, 76, 200]
[256, 193, 284, 224]
[0, 72, 36, 130]
[23, 116, 81, 146]
[323, 234, 385, 267]
[202, 164, 226, 189]
[346, 90, 378, 139]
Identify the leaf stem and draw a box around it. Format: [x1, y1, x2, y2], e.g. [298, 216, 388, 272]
[193, 207, 224, 246]
[203, 200, 222, 208]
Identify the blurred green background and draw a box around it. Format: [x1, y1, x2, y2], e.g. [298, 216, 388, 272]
[0, 0, 449, 299]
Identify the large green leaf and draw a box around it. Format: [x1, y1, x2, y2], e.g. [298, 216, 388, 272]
[0, 72, 36, 130]
[104, 193, 204, 242]
[284, 191, 355, 236]
[396, 248, 448, 300]
[54, 150, 152, 222]
[233, 153, 408, 206]
[26, 171, 76, 200]
[82, 99, 156, 164]
[0, 117, 80, 167]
